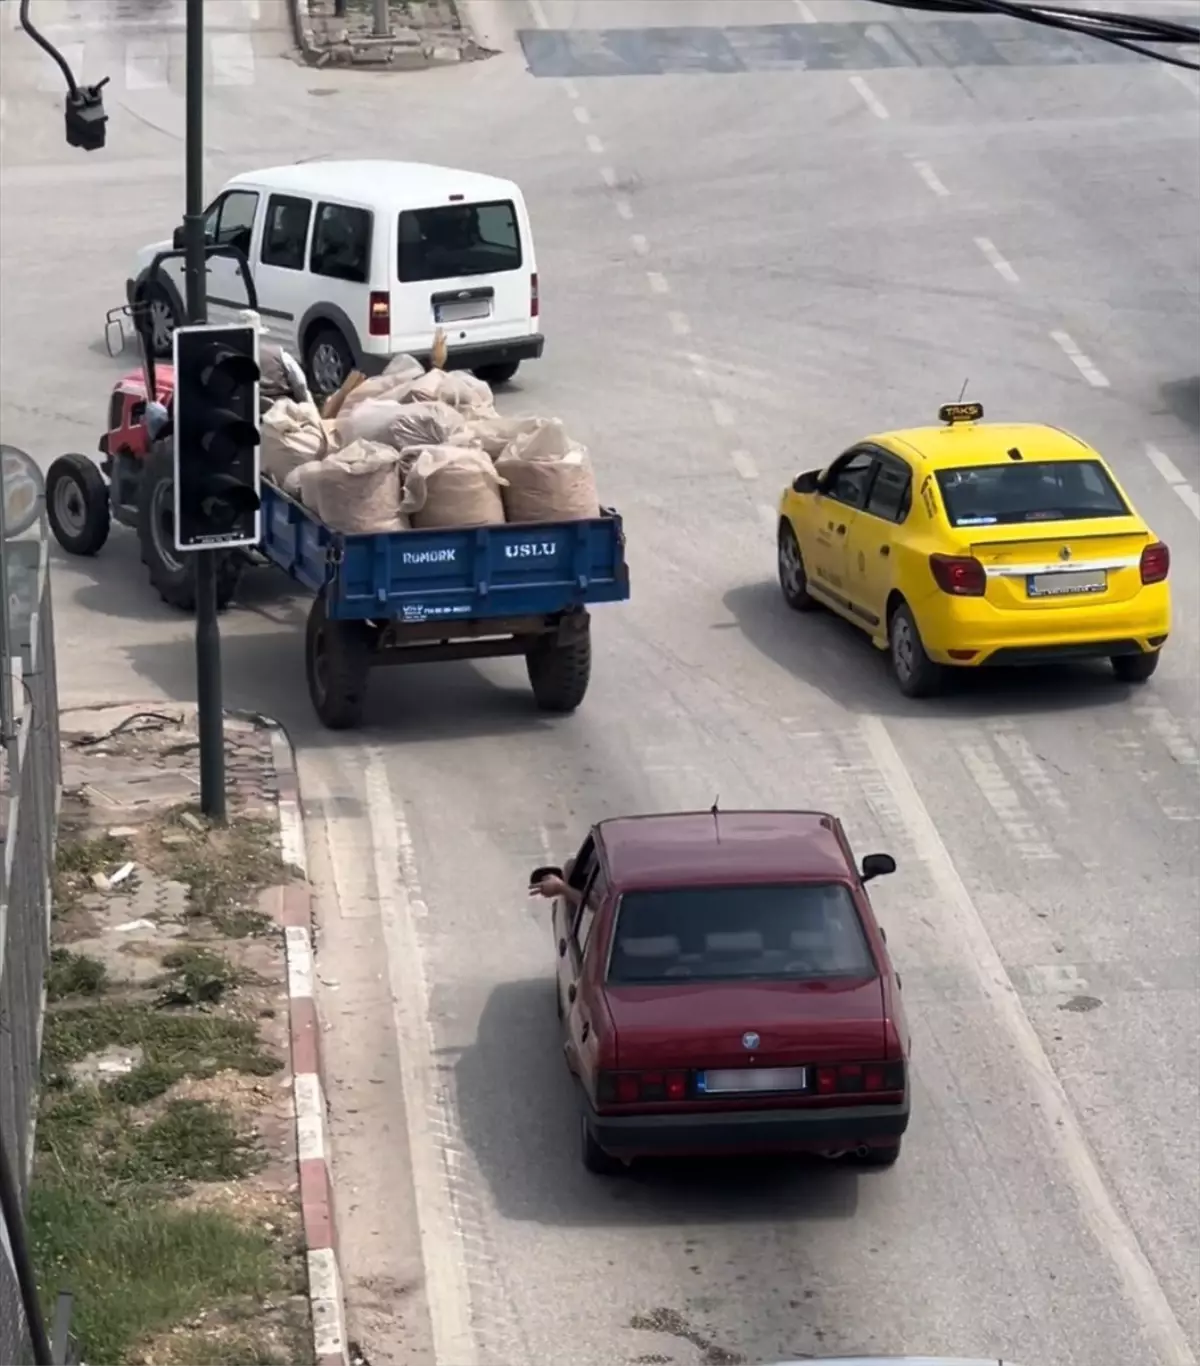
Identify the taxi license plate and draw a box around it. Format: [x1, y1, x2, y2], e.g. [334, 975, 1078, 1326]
[1027, 569, 1106, 598]
[700, 1067, 808, 1095]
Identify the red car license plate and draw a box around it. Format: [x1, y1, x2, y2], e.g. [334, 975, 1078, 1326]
[701, 1067, 808, 1095]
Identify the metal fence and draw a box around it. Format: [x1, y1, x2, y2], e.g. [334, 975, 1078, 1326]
[0, 479, 63, 1365]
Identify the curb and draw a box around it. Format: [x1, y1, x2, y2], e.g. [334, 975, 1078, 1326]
[265, 724, 350, 1366]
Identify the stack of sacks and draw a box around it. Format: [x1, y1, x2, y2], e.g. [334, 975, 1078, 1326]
[493, 417, 601, 523]
[337, 396, 466, 452]
[294, 438, 408, 534]
[400, 446, 508, 530]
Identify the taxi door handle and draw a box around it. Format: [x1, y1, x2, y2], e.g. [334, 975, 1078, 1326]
[879, 545, 890, 557]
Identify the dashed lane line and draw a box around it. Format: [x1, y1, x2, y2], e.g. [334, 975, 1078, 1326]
[974, 236, 1020, 284]
[912, 159, 950, 197]
[1145, 444, 1200, 520]
[849, 75, 889, 120]
[585, 133, 603, 155]
[646, 271, 669, 295]
[1050, 329, 1110, 388]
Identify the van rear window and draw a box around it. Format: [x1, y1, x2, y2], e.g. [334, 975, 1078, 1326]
[397, 200, 522, 283]
[935, 459, 1130, 528]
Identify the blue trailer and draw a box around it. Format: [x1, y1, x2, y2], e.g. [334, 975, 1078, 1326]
[259, 481, 631, 729]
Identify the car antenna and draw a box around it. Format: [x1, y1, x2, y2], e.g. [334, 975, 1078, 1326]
[711, 796, 721, 843]
[957, 377, 969, 402]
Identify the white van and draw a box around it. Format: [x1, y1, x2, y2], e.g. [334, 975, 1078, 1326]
[127, 159, 543, 390]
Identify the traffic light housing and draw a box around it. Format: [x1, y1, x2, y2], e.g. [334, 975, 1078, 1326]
[172, 323, 262, 551]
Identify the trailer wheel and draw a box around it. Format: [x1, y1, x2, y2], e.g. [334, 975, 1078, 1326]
[138, 442, 242, 612]
[527, 619, 592, 714]
[46, 454, 111, 556]
[306, 592, 375, 730]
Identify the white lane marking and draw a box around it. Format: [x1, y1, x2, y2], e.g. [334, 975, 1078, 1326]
[563, 79, 579, 99]
[1165, 66, 1199, 95]
[614, 197, 633, 220]
[710, 398, 735, 429]
[0, 96, 6, 147]
[210, 32, 255, 87]
[849, 75, 889, 120]
[1145, 444, 1200, 520]
[957, 738, 1058, 860]
[630, 233, 649, 256]
[667, 311, 691, 336]
[731, 449, 758, 481]
[646, 271, 669, 295]
[585, 133, 604, 155]
[990, 727, 1069, 814]
[860, 715, 1198, 1366]
[792, 0, 818, 19]
[1133, 702, 1200, 770]
[125, 37, 170, 91]
[975, 235, 1020, 283]
[528, 0, 550, 28]
[572, 105, 590, 125]
[1050, 329, 1109, 388]
[364, 755, 479, 1366]
[246, 0, 261, 18]
[912, 160, 950, 197]
[599, 165, 617, 187]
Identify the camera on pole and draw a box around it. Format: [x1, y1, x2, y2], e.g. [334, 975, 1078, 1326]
[171, 322, 262, 552]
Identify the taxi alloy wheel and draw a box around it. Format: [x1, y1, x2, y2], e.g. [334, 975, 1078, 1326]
[889, 602, 943, 699]
[777, 522, 817, 612]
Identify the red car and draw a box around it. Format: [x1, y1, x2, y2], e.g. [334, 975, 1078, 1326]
[539, 809, 911, 1175]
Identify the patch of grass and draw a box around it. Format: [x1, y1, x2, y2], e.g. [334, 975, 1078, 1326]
[42, 1002, 281, 1103]
[153, 811, 283, 938]
[53, 831, 130, 914]
[158, 946, 241, 1006]
[121, 1100, 261, 1185]
[46, 948, 108, 1001]
[28, 1177, 281, 1366]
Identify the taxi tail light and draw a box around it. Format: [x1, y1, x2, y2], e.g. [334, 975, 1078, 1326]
[1140, 541, 1169, 585]
[930, 553, 986, 597]
[598, 1070, 689, 1104]
[368, 291, 391, 337]
[816, 1061, 906, 1097]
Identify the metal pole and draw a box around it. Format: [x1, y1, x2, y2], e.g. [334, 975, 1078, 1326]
[373, 0, 389, 37]
[184, 0, 225, 821]
[0, 1129, 54, 1366]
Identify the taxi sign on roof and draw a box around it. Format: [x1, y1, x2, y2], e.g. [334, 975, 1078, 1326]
[939, 401, 984, 425]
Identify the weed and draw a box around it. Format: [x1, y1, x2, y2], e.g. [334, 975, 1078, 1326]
[152, 811, 282, 937]
[158, 946, 240, 1006]
[29, 1177, 281, 1366]
[46, 949, 107, 1001]
[120, 1099, 261, 1185]
[53, 832, 129, 913]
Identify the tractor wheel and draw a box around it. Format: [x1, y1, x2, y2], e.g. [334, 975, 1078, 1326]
[137, 443, 242, 612]
[46, 454, 111, 556]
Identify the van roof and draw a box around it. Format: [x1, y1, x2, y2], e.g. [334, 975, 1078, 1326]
[225, 160, 520, 209]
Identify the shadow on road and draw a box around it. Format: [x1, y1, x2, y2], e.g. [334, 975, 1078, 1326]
[453, 976, 863, 1228]
[721, 578, 1139, 722]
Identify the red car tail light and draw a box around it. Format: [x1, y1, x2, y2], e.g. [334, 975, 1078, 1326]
[930, 553, 986, 597]
[818, 1061, 905, 1098]
[368, 291, 391, 337]
[599, 1070, 690, 1104]
[530, 272, 539, 319]
[1140, 541, 1169, 585]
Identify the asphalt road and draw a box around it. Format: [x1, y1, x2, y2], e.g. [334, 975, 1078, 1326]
[2, 1, 1198, 1364]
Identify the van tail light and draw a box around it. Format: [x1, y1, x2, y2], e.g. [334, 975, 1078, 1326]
[368, 291, 391, 337]
[598, 1070, 689, 1104]
[1140, 541, 1169, 585]
[816, 1060, 905, 1097]
[930, 553, 986, 597]
[530, 272, 539, 319]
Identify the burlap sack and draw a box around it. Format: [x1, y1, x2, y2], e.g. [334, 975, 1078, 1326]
[400, 446, 508, 529]
[300, 439, 407, 533]
[382, 352, 427, 383]
[337, 373, 411, 414]
[402, 368, 496, 417]
[284, 458, 324, 500]
[335, 398, 411, 448]
[387, 400, 466, 451]
[494, 417, 601, 522]
[449, 414, 543, 460]
[261, 399, 328, 485]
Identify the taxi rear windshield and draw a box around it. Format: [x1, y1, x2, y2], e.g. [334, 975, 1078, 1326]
[607, 883, 877, 986]
[935, 459, 1130, 528]
[397, 200, 522, 283]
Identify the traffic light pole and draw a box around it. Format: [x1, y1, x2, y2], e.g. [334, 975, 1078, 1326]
[183, 0, 227, 821]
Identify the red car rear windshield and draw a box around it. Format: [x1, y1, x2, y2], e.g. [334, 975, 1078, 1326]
[606, 883, 877, 986]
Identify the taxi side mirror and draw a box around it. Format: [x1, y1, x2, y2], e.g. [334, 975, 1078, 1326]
[861, 852, 896, 883]
[792, 470, 821, 495]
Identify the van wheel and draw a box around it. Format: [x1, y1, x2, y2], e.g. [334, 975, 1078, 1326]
[136, 282, 182, 359]
[473, 361, 520, 386]
[305, 326, 355, 398]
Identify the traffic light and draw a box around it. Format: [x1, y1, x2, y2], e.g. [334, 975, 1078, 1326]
[172, 322, 262, 551]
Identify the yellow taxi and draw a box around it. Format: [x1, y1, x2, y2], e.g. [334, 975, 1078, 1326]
[775, 402, 1171, 698]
